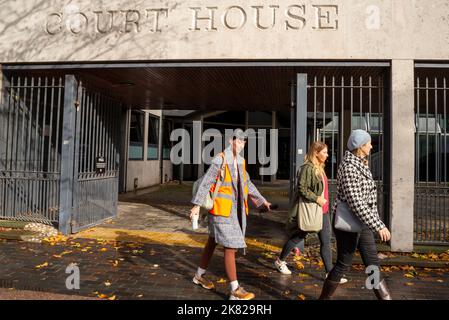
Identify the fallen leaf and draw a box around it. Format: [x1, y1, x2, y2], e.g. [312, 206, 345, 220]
[108, 295, 116, 300]
[216, 278, 227, 284]
[35, 262, 49, 269]
[99, 248, 108, 252]
[437, 279, 444, 283]
[297, 294, 306, 300]
[295, 262, 305, 270]
[104, 281, 111, 287]
[404, 273, 414, 278]
[404, 282, 414, 286]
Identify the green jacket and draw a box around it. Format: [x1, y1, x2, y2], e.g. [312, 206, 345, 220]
[297, 162, 324, 203]
[285, 162, 323, 237]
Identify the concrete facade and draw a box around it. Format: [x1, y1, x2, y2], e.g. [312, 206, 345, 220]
[389, 60, 415, 252]
[126, 110, 173, 192]
[1, 0, 448, 250]
[0, 0, 449, 62]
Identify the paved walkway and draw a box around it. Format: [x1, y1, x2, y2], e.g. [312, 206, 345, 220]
[0, 183, 448, 300]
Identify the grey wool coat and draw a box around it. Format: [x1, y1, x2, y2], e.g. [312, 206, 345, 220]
[191, 146, 267, 249]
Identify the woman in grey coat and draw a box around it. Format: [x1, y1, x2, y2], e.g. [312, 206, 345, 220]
[190, 130, 271, 300]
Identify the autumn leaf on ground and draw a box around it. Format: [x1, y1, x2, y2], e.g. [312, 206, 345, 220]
[99, 248, 108, 252]
[216, 278, 227, 284]
[404, 273, 414, 278]
[262, 252, 273, 259]
[108, 295, 116, 300]
[53, 250, 73, 258]
[104, 281, 111, 287]
[295, 262, 305, 270]
[437, 279, 444, 283]
[35, 262, 49, 269]
[111, 260, 119, 267]
[297, 294, 306, 300]
[404, 282, 414, 286]
[97, 293, 108, 299]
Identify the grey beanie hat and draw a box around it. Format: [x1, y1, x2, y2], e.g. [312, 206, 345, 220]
[347, 129, 371, 151]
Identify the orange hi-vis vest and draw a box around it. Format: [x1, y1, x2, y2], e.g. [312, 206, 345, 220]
[209, 153, 249, 217]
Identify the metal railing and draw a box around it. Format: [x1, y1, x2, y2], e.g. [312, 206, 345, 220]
[414, 73, 449, 244]
[305, 74, 388, 224]
[0, 76, 64, 224]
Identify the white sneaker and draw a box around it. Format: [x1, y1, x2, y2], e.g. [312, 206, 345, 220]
[325, 273, 348, 284]
[274, 259, 292, 275]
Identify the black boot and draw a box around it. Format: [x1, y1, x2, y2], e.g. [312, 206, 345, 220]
[319, 279, 339, 300]
[373, 279, 392, 300]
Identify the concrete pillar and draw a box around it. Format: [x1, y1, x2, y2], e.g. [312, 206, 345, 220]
[389, 60, 415, 252]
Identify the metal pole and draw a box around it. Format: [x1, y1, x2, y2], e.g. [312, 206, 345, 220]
[296, 74, 308, 173]
[59, 75, 77, 235]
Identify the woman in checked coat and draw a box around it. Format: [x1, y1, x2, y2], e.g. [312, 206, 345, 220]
[189, 129, 272, 300]
[319, 129, 392, 300]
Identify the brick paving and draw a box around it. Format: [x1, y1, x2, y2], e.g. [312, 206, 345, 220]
[0, 238, 448, 300]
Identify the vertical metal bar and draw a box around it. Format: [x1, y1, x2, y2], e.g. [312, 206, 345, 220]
[79, 88, 86, 176]
[59, 75, 77, 235]
[89, 92, 95, 174]
[444, 77, 447, 184]
[425, 77, 430, 241]
[360, 76, 363, 130]
[416, 77, 421, 241]
[289, 83, 295, 202]
[40, 77, 49, 219]
[435, 77, 439, 184]
[323, 76, 326, 142]
[426, 77, 429, 183]
[13, 77, 21, 216]
[297, 74, 308, 172]
[340, 76, 345, 161]
[331, 76, 335, 180]
[313, 76, 317, 141]
[18, 77, 28, 216]
[350, 76, 354, 130]
[441, 87, 447, 235]
[25, 78, 35, 216]
[434, 77, 439, 241]
[47, 78, 55, 173]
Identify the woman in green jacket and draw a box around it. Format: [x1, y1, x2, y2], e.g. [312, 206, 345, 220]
[274, 141, 347, 284]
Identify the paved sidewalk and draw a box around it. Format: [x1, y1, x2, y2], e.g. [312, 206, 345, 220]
[0, 183, 448, 300]
[0, 237, 448, 300]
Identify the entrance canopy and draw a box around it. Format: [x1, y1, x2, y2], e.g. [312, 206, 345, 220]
[3, 62, 388, 111]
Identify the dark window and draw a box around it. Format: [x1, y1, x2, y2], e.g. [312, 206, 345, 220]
[163, 119, 173, 160]
[129, 111, 145, 160]
[148, 115, 159, 160]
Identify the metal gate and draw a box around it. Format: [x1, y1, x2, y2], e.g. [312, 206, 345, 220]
[1, 72, 123, 233]
[414, 67, 449, 244]
[0, 75, 64, 224]
[291, 70, 389, 224]
[69, 78, 123, 233]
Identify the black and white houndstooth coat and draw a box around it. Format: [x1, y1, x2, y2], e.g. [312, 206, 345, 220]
[332, 151, 386, 233]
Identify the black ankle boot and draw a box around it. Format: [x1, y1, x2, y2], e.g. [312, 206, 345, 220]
[319, 279, 339, 300]
[373, 279, 392, 300]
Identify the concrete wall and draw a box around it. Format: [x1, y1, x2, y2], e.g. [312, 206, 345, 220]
[1, 0, 449, 62]
[125, 110, 173, 192]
